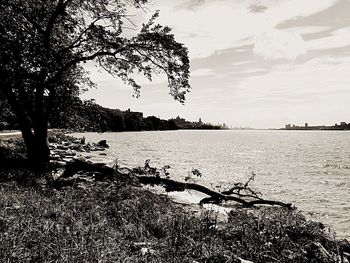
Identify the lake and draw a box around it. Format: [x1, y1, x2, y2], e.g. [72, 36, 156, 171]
[73, 130, 350, 239]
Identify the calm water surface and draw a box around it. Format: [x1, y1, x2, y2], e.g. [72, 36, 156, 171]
[73, 130, 350, 238]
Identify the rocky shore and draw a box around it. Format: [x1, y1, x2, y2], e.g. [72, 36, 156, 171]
[49, 134, 109, 164]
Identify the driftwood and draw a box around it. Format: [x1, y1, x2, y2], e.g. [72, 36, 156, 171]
[54, 159, 292, 208]
[137, 175, 291, 208]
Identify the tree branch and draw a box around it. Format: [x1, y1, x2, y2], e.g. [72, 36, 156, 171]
[56, 17, 103, 56]
[53, 159, 292, 209]
[136, 175, 292, 208]
[133, 48, 168, 74]
[44, 0, 73, 49]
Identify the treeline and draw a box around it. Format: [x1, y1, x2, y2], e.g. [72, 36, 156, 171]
[0, 98, 177, 132]
[49, 99, 179, 132]
[170, 116, 228, 130]
[0, 98, 225, 132]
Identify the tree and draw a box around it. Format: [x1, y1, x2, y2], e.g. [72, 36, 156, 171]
[0, 0, 190, 167]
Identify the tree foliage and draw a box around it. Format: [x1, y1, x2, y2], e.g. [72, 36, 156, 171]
[0, 0, 190, 165]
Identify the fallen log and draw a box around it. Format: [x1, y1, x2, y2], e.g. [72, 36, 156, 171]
[54, 159, 292, 208]
[136, 175, 292, 208]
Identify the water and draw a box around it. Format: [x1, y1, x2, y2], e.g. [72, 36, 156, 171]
[73, 130, 350, 239]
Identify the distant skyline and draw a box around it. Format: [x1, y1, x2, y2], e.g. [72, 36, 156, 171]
[82, 0, 350, 129]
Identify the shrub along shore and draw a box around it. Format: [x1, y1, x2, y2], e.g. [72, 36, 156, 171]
[0, 133, 349, 263]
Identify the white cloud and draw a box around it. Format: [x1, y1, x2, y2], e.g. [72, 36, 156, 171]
[147, 0, 337, 58]
[306, 26, 350, 50]
[238, 68, 267, 74]
[191, 68, 215, 77]
[232, 61, 252, 66]
[253, 29, 306, 60]
[285, 26, 330, 35]
[236, 55, 350, 100]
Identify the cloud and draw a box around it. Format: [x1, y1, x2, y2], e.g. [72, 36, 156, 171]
[305, 26, 350, 50]
[285, 26, 330, 35]
[253, 29, 307, 60]
[277, 0, 350, 29]
[236, 55, 350, 101]
[248, 4, 267, 13]
[238, 68, 268, 74]
[191, 68, 216, 77]
[143, 0, 337, 59]
[231, 61, 252, 66]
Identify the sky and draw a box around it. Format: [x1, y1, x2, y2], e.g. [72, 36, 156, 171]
[82, 0, 350, 129]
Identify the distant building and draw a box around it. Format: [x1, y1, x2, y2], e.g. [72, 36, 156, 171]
[173, 116, 187, 125]
[198, 117, 202, 124]
[282, 121, 349, 130]
[123, 108, 143, 119]
[221, 123, 228, 129]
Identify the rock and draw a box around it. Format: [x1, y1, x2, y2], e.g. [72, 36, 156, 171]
[50, 154, 62, 160]
[50, 161, 66, 167]
[78, 147, 85, 152]
[71, 144, 84, 151]
[95, 146, 105, 151]
[65, 150, 76, 156]
[84, 143, 94, 152]
[49, 143, 58, 150]
[72, 156, 86, 161]
[97, 140, 109, 148]
[51, 168, 65, 180]
[57, 145, 68, 150]
[99, 153, 107, 156]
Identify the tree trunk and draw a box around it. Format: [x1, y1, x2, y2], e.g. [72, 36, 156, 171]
[27, 82, 50, 168]
[18, 118, 50, 168]
[7, 83, 51, 168]
[31, 129, 50, 167]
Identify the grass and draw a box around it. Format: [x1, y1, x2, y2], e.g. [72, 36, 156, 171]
[0, 178, 176, 262]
